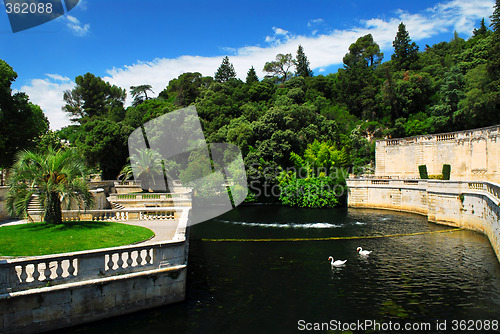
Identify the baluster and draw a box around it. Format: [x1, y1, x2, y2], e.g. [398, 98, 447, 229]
[126, 252, 133, 268]
[32, 263, 41, 281]
[68, 258, 76, 277]
[44, 261, 52, 280]
[145, 249, 152, 264]
[117, 252, 124, 269]
[56, 260, 64, 278]
[136, 249, 143, 266]
[19, 265, 28, 283]
[107, 253, 115, 271]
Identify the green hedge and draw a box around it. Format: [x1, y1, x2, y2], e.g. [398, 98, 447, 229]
[442, 164, 451, 180]
[418, 165, 428, 179]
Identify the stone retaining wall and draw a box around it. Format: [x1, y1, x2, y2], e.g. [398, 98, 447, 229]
[375, 125, 500, 182]
[0, 209, 191, 333]
[346, 179, 500, 262]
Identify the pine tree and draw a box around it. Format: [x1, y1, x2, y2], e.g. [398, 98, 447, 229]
[246, 66, 259, 84]
[295, 45, 313, 77]
[489, 0, 500, 76]
[214, 56, 236, 83]
[473, 18, 488, 37]
[391, 22, 419, 71]
[491, 0, 500, 33]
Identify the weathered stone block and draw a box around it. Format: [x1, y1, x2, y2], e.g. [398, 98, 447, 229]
[32, 304, 67, 323]
[3, 309, 33, 330]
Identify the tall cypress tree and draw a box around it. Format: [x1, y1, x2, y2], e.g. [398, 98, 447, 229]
[215, 56, 236, 83]
[246, 66, 259, 84]
[295, 45, 313, 77]
[391, 22, 419, 71]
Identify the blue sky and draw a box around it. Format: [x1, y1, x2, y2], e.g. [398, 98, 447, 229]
[0, 0, 495, 129]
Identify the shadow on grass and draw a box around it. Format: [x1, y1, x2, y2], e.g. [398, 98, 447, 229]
[18, 221, 113, 232]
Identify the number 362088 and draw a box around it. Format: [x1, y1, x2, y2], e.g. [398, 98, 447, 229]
[5, 2, 53, 14]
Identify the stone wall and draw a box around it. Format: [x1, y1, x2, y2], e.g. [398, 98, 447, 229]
[375, 125, 500, 182]
[0, 266, 186, 333]
[346, 179, 500, 262]
[0, 209, 191, 333]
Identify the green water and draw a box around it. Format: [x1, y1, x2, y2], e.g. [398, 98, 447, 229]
[58, 206, 500, 333]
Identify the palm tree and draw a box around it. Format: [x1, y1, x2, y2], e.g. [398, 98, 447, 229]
[130, 85, 154, 106]
[118, 149, 166, 192]
[6, 148, 94, 224]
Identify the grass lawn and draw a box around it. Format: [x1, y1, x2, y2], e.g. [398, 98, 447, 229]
[0, 221, 155, 256]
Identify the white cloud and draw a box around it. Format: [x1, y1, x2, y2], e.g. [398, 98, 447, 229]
[22, 0, 494, 130]
[308, 18, 324, 27]
[64, 15, 90, 36]
[273, 27, 289, 36]
[45, 74, 71, 82]
[18, 76, 75, 130]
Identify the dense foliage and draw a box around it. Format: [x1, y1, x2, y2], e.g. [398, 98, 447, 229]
[0, 60, 49, 170]
[3, 4, 500, 208]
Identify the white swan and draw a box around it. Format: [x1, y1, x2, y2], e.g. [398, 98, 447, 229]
[328, 256, 347, 267]
[357, 247, 372, 256]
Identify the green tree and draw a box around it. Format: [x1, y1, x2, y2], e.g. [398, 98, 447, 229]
[130, 84, 154, 106]
[118, 149, 170, 191]
[159, 72, 211, 106]
[63, 73, 126, 123]
[0, 60, 49, 170]
[392, 22, 420, 71]
[473, 18, 488, 37]
[215, 56, 237, 83]
[295, 45, 313, 77]
[337, 34, 383, 118]
[343, 34, 383, 69]
[246, 66, 259, 84]
[263, 53, 294, 82]
[74, 118, 132, 179]
[6, 148, 93, 224]
[489, 0, 500, 81]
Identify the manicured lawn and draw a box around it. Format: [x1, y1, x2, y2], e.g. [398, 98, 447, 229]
[0, 221, 155, 256]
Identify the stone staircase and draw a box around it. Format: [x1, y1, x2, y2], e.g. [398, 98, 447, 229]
[110, 201, 125, 210]
[27, 195, 43, 221]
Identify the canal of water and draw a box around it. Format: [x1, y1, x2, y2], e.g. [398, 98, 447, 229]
[58, 206, 500, 333]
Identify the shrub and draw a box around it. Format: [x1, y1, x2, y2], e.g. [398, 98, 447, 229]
[418, 165, 428, 179]
[442, 164, 451, 180]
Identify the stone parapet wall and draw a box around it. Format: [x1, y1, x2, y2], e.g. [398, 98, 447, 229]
[0, 208, 191, 333]
[347, 179, 500, 262]
[375, 125, 500, 181]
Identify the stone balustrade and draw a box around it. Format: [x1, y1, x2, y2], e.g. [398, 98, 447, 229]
[347, 178, 500, 262]
[107, 191, 192, 209]
[26, 207, 184, 223]
[0, 208, 190, 294]
[0, 238, 186, 294]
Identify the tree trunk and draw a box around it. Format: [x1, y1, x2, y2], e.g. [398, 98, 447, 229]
[44, 192, 63, 224]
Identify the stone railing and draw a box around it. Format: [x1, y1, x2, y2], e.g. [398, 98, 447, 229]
[107, 191, 192, 209]
[111, 192, 191, 201]
[0, 208, 190, 294]
[63, 208, 181, 221]
[0, 239, 185, 294]
[467, 181, 500, 203]
[26, 207, 185, 223]
[377, 124, 500, 147]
